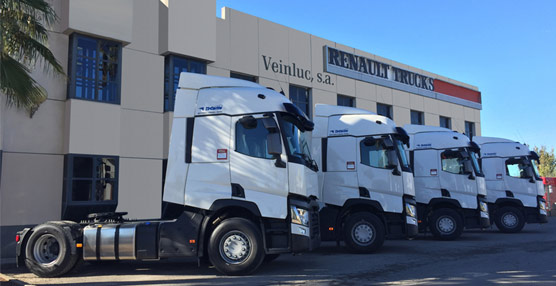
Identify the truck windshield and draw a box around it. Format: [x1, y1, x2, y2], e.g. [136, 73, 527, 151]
[529, 158, 541, 180]
[468, 149, 483, 176]
[278, 113, 314, 168]
[394, 138, 411, 171]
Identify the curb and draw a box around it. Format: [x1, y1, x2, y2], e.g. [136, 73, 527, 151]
[0, 273, 32, 286]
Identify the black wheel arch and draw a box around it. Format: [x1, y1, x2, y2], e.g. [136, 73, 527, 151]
[199, 200, 263, 258]
[336, 199, 388, 237]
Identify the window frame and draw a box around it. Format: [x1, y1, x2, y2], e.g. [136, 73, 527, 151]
[337, 94, 355, 107]
[440, 116, 452, 129]
[67, 33, 122, 104]
[289, 85, 312, 118]
[376, 103, 393, 120]
[63, 154, 119, 206]
[164, 55, 207, 111]
[465, 121, 475, 138]
[410, 110, 424, 125]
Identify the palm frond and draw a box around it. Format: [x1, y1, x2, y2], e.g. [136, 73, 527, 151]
[0, 53, 47, 109]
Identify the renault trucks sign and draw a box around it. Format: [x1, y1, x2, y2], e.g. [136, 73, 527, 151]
[324, 45, 435, 91]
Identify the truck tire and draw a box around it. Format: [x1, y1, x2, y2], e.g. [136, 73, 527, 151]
[25, 223, 80, 277]
[494, 206, 525, 233]
[429, 208, 463, 240]
[208, 218, 265, 275]
[343, 212, 385, 253]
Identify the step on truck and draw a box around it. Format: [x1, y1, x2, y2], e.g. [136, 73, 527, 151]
[311, 104, 418, 253]
[404, 125, 490, 240]
[15, 72, 320, 277]
[473, 136, 548, 233]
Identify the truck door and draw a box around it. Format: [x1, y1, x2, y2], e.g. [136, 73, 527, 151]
[504, 157, 537, 206]
[230, 114, 289, 219]
[357, 136, 403, 213]
[439, 149, 477, 209]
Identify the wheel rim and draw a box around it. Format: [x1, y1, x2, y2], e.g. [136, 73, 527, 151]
[33, 234, 62, 266]
[219, 231, 251, 264]
[351, 221, 375, 246]
[437, 216, 456, 235]
[502, 212, 518, 228]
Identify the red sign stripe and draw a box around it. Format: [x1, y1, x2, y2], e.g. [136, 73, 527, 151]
[434, 79, 481, 104]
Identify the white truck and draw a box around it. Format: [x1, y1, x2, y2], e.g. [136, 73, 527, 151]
[15, 73, 320, 277]
[472, 137, 548, 232]
[405, 125, 490, 240]
[311, 105, 418, 253]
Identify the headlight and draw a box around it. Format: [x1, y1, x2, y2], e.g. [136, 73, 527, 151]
[290, 206, 310, 226]
[479, 201, 488, 212]
[539, 201, 546, 210]
[405, 203, 417, 217]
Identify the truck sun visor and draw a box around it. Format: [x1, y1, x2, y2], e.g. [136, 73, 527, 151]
[529, 151, 540, 161]
[283, 103, 314, 131]
[469, 141, 481, 152]
[395, 127, 410, 146]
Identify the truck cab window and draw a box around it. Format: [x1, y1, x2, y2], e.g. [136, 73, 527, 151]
[279, 114, 313, 163]
[235, 118, 274, 159]
[506, 158, 530, 178]
[441, 151, 464, 174]
[360, 139, 390, 169]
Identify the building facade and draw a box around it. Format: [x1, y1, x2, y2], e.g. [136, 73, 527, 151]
[0, 0, 482, 257]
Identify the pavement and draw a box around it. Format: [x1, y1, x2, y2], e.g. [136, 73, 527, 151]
[1, 217, 555, 285]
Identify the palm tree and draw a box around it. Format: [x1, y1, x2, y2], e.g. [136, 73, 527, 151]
[0, 0, 64, 114]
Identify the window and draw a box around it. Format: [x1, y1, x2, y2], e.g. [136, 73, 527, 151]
[360, 139, 393, 169]
[337, 95, 355, 107]
[410, 110, 424, 125]
[289, 85, 311, 118]
[235, 118, 274, 159]
[164, 55, 206, 111]
[441, 150, 465, 174]
[440, 116, 452, 129]
[68, 34, 122, 103]
[230, 72, 257, 82]
[506, 158, 530, 178]
[465, 121, 475, 138]
[62, 154, 119, 220]
[278, 113, 313, 163]
[377, 103, 393, 119]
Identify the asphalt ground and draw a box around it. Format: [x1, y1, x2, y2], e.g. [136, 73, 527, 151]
[1, 217, 555, 286]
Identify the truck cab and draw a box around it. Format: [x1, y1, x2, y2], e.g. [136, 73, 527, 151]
[473, 136, 547, 232]
[17, 73, 320, 277]
[312, 104, 417, 253]
[405, 125, 489, 240]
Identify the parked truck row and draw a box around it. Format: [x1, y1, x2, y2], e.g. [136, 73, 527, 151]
[15, 73, 548, 277]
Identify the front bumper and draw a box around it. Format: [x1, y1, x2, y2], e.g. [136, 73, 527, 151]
[289, 197, 320, 253]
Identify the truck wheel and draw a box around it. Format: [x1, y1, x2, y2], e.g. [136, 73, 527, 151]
[25, 223, 80, 277]
[208, 218, 264, 275]
[343, 212, 385, 253]
[429, 208, 463, 240]
[494, 206, 525, 233]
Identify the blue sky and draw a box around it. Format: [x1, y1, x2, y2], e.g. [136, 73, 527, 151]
[216, 0, 556, 150]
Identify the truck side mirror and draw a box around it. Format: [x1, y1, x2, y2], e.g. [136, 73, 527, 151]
[267, 133, 282, 156]
[362, 137, 376, 146]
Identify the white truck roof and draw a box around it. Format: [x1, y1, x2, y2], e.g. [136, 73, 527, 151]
[404, 124, 472, 150]
[313, 104, 397, 138]
[178, 72, 262, 89]
[473, 136, 531, 158]
[174, 72, 307, 119]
